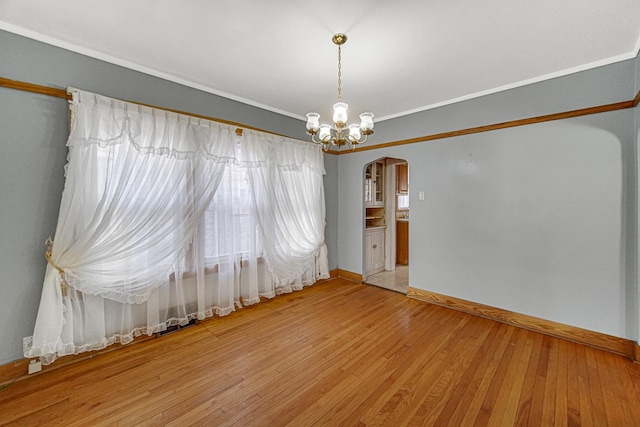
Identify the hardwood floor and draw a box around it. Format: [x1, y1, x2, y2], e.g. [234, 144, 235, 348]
[1, 278, 639, 426]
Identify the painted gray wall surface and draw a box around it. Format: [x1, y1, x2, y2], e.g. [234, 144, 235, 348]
[0, 30, 333, 365]
[339, 109, 635, 339]
[636, 51, 640, 95]
[323, 153, 339, 271]
[0, 90, 69, 366]
[635, 52, 640, 343]
[337, 58, 639, 339]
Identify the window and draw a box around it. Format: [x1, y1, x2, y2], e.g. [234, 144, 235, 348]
[397, 194, 409, 210]
[203, 160, 262, 263]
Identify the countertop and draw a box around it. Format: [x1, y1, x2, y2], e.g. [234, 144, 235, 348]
[365, 225, 386, 230]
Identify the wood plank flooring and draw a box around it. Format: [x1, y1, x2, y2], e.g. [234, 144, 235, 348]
[1, 278, 639, 426]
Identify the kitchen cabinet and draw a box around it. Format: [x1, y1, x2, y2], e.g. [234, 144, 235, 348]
[365, 160, 384, 207]
[396, 163, 408, 195]
[396, 220, 409, 265]
[365, 226, 385, 275]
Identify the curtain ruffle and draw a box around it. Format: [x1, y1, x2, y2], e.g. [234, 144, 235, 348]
[68, 88, 239, 162]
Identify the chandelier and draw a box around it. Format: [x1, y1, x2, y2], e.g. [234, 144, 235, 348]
[305, 33, 374, 151]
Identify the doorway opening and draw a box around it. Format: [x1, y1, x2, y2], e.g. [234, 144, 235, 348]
[363, 157, 409, 293]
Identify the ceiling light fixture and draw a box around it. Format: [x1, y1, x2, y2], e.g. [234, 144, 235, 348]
[305, 33, 374, 151]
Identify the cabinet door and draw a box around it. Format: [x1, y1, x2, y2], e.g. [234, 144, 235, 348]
[374, 161, 384, 206]
[364, 163, 373, 204]
[365, 228, 385, 275]
[372, 229, 385, 270]
[396, 164, 408, 195]
[365, 231, 374, 272]
[396, 221, 409, 265]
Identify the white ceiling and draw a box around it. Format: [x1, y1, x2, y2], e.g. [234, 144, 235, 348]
[1, 0, 639, 124]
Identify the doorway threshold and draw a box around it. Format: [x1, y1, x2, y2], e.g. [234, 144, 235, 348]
[365, 265, 408, 294]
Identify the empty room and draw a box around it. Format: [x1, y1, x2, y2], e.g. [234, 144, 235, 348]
[1, 1, 640, 425]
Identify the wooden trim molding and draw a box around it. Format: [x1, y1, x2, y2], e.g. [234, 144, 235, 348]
[0, 335, 156, 387]
[329, 88, 638, 154]
[5, 77, 639, 157]
[0, 77, 70, 100]
[406, 286, 638, 361]
[341, 98, 636, 154]
[121, 100, 284, 137]
[0, 77, 282, 137]
[335, 269, 363, 283]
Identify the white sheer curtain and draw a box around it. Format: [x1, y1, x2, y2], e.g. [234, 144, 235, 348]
[243, 131, 328, 289]
[27, 88, 329, 364]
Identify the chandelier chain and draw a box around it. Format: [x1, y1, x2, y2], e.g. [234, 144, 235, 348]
[337, 44, 342, 101]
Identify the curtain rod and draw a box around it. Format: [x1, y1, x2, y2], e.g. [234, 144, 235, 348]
[0, 76, 291, 137]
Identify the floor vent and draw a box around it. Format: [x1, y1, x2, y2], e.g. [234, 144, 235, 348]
[155, 318, 198, 337]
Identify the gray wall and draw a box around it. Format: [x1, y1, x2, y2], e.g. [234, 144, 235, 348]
[0, 85, 69, 366]
[0, 30, 338, 365]
[636, 52, 640, 341]
[323, 154, 339, 270]
[337, 59, 639, 341]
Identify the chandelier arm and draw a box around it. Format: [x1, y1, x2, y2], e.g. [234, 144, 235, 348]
[311, 132, 331, 146]
[346, 138, 355, 151]
[323, 132, 336, 146]
[346, 132, 371, 146]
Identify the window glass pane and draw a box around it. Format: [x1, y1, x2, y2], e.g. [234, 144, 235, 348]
[397, 194, 409, 210]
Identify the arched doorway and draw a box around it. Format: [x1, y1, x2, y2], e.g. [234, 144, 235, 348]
[363, 157, 409, 293]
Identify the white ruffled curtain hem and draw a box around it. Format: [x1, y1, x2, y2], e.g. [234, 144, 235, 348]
[31, 247, 328, 365]
[31, 261, 329, 365]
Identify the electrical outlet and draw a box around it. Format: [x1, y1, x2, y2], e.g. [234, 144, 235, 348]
[28, 359, 42, 374]
[23, 336, 33, 354]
